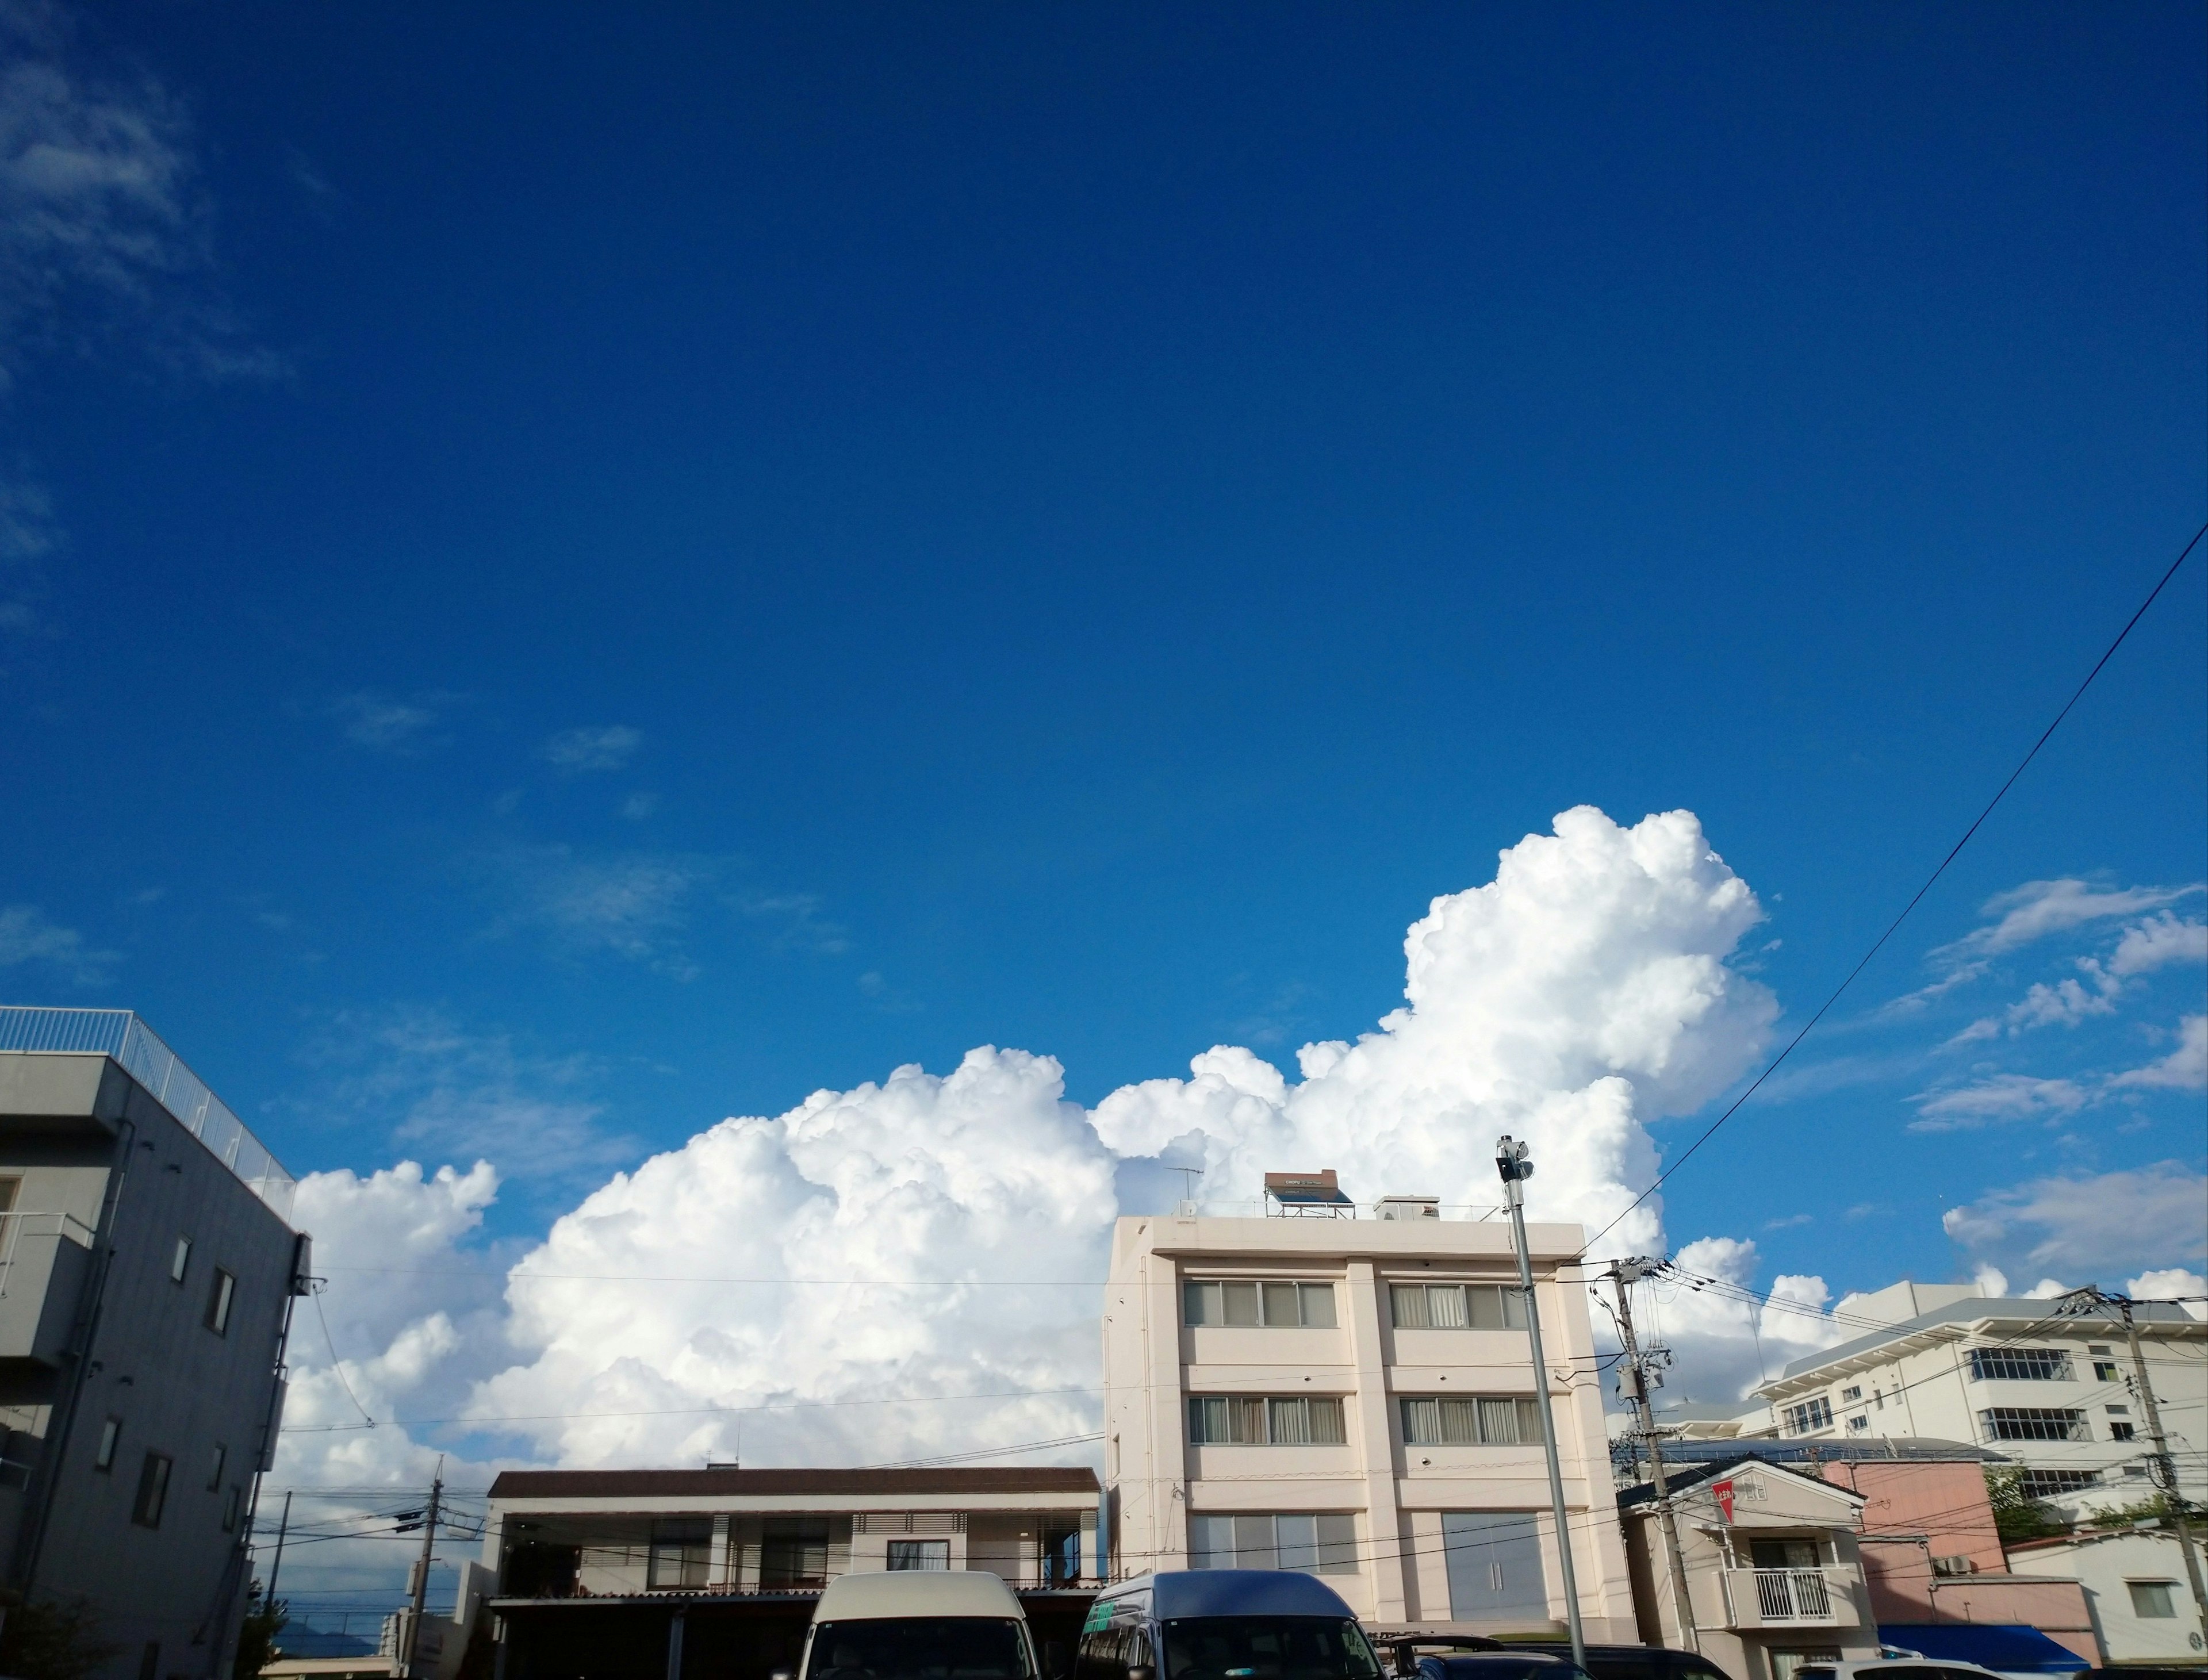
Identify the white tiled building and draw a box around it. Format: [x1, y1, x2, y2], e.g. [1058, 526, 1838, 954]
[1101, 1197, 1638, 1637]
[1746, 1283, 2206, 1522]
[2006, 1526, 2208, 1666]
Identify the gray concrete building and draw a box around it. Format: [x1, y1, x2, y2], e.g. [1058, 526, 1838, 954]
[0, 1008, 307, 1680]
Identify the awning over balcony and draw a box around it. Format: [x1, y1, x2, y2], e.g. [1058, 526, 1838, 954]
[1877, 1623, 2090, 1677]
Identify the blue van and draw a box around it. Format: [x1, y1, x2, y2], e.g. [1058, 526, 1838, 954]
[1078, 1571, 1386, 1680]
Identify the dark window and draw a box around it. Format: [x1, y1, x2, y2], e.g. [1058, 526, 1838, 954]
[94, 1417, 121, 1472]
[888, 1539, 950, 1571]
[2015, 1469, 2099, 1499]
[1782, 1398, 1833, 1435]
[205, 1444, 226, 1490]
[1187, 1513, 1356, 1574]
[2111, 1421, 2137, 1441]
[1980, 1407, 2085, 1442]
[1160, 1617, 1380, 1680]
[1189, 1396, 1347, 1444]
[132, 1452, 172, 1528]
[647, 1518, 711, 1589]
[170, 1238, 191, 1284]
[204, 1269, 235, 1336]
[1968, 1347, 2073, 1382]
[2094, 1360, 2121, 1382]
[761, 1517, 830, 1588]
[812, 1618, 1030, 1680]
[221, 1485, 241, 1533]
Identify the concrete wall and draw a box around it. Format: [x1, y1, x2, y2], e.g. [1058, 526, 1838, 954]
[2007, 1529, 2208, 1667]
[0, 1052, 297, 1680]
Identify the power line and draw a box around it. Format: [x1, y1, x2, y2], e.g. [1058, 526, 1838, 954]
[1585, 519, 2207, 1253]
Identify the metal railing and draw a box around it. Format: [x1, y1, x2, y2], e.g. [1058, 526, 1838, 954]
[1172, 1200, 1506, 1222]
[1722, 1567, 1842, 1624]
[0, 1008, 296, 1224]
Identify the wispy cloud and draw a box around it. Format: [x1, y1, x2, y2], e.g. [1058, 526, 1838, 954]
[292, 1005, 631, 1183]
[1943, 1160, 2208, 1278]
[0, 1, 280, 380]
[541, 725, 641, 773]
[2109, 913, 2208, 978]
[328, 689, 455, 753]
[0, 475, 57, 635]
[1909, 1073, 2091, 1131]
[736, 891, 848, 956]
[0, 902, 116, 985]
[482, 845, 711, 979]
[2110, 1014, 2207, 1093]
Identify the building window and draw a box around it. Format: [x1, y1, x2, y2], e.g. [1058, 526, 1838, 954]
[760, 1517, 831, 1589]
[2123, 1466, 2149, 1480]
[1389, 1283, 1527, 1330]
[1183, 1280, 1336, 1327]
[222, 1485, 241, 1533]
[1980, 1407, 2086, 1443]
[2094, 1360, 2121, 1382]
[1845, 1415, 1869, 1434]
[2110, 1422, 2136, 1442]
[204, 1269, 235, 1336]
[1401, 1396, 1546, 1447]
[888, 1540, 950, 1571]
[2127, 1581, 2178, 1619]
[1189, 1396, 1347, 1445]
[1782, 1397, 1834, 1436]
[95, 1417, 121, 1472]
[170, 1238, 191, 1284]
[1968, 1347, 2073, 1382]
[2015, 1470, 2099, 1499]
[205, 1444, 225, 1490]
[647, 1518, 711, 1589]
[1840, 1386, 1862, 1402]
[1189, 1513, 1356, 1575]
[131, 1452, 172, 1529]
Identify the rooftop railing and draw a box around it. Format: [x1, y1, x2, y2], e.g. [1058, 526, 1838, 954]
[0, 1007, 297, 1225]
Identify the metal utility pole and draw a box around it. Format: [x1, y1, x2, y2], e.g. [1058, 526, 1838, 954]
[265, 1489, 294, 1601]
[1607, 1259, 1699, 1654]
[404, 1458, 444, 1679]
[1497, 1136, 1587, 1671]
[2057, 1289, 2207, 1637]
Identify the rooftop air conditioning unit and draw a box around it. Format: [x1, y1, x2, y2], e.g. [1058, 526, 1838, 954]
[1931, 1555, 1977, 1577]
[1376, 1196, 1441, 1221]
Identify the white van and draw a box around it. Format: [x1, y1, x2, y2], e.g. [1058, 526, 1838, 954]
[789, 1570, 1041, 1680]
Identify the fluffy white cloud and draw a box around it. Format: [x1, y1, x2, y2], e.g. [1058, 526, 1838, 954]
[1934, 880, 2201, 968]
[2109, 914, 2208, 977]
[2110, 1014, 2207, 1092]
[2126, 1269, 2206, 1316]
[1942, 1162, 2208, 1281]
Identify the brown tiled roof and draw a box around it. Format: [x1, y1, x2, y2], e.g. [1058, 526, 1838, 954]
[488, 1465, 1101, 1501]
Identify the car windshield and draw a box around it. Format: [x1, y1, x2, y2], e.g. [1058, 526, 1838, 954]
[810, 1618, 1034, 1680]
[1164, 1617, 1382, 1680]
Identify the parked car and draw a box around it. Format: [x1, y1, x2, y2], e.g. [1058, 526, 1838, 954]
[1793, 1660, 2008, 1680]
[1080, 1569, 1386, 1680]
[789, 1570, 1042, 1680]
[1412, 1651, 1594, 1680]
[1497, 1644, 1734, 1680]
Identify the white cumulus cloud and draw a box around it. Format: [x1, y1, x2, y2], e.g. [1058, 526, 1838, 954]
[2110, 1014, 2207, 1092]
[1942, 1162, 2208, 1282]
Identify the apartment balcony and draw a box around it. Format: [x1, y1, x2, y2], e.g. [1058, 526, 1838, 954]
[1695, 1568, 1862, 1632]
[0, 1212, 95, 1366]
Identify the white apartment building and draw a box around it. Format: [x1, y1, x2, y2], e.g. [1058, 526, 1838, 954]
[1101, 1192, 1638, 1638]
[1748, 1283, 2206, 1521]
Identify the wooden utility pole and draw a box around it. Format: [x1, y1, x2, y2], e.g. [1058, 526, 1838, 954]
[1608, 1259, 1699, 1653]
[404, 1458, 444, 1679]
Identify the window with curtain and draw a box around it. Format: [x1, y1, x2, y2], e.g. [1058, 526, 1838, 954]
[1388, 1283, 1526, 1330]
[1184, 1280, 1337, 1326]
[1189, 1395, 1346, 1444]
[1400, 1396, 1545, 1446]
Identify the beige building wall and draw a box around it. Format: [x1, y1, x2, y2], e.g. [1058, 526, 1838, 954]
[1102, 1208, 1638, 1638]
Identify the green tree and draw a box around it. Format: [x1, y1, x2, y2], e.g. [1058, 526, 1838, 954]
[1985, 1467, 2073, 1543]
[232, 1582, 288, 1680]
[0, 1597, 121, 1680]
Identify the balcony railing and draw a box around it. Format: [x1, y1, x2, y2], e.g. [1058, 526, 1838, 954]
[1715, 1568, 1854, 1628]
[0, 1008, 296, 1224]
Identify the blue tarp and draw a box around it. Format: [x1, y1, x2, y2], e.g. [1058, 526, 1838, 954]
[1878, 1624, 2089, 1675]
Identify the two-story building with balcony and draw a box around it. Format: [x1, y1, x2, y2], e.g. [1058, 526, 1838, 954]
[0, 1008, 307, 1680]
[1749, 1282, 2205, 1523]
[482, 1464, 1105, 1680]
[1101, 1183, 1638, 1639]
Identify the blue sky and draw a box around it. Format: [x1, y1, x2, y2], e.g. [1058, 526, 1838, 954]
[3, 2, 2203, 1332]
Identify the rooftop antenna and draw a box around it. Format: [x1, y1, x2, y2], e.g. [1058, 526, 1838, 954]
[1173, 1167, 1203, 1214]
